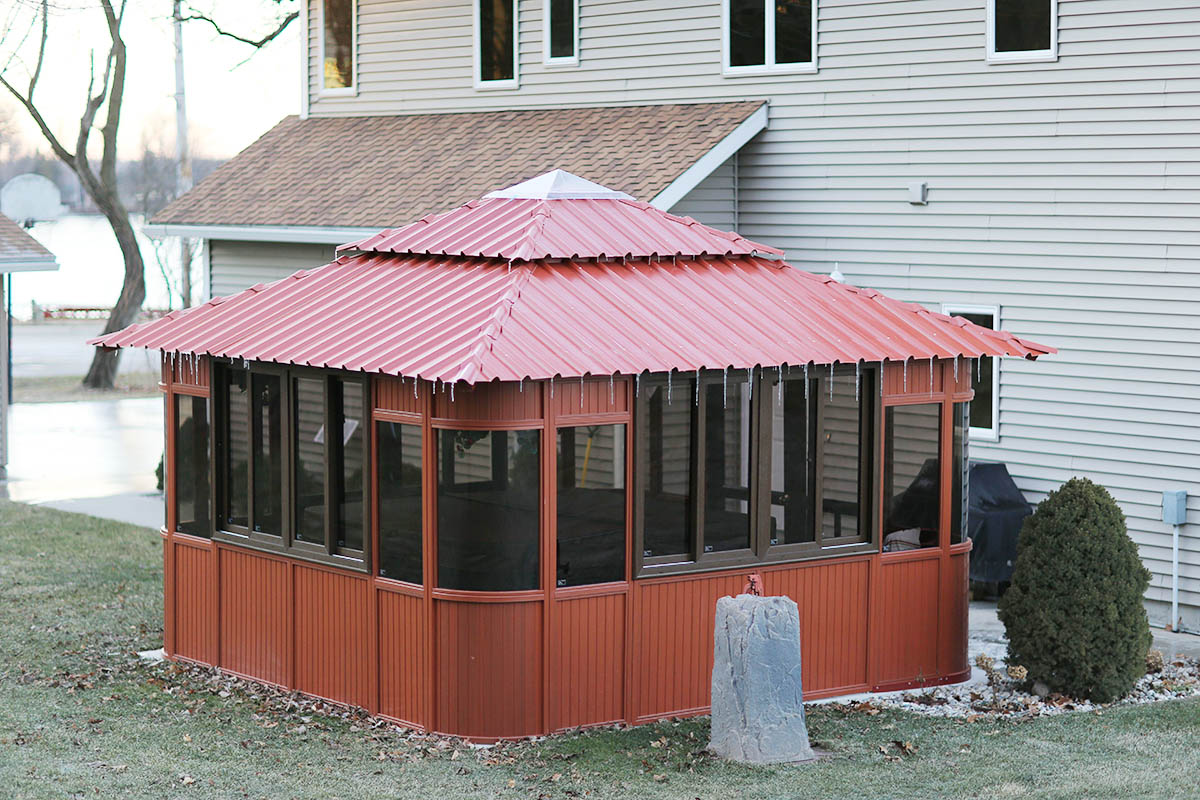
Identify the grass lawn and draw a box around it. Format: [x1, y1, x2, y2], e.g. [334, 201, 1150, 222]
[1, 500, 1198, 800]
[12, 373, 160, 404]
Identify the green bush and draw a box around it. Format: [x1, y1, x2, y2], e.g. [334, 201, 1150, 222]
[997, 477, 1151, 703]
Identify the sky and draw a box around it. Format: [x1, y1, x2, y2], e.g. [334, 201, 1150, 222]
[0, 0, 299, 160]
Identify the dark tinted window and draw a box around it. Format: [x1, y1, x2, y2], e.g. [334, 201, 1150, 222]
[322, 0, 354, 88]
[703, 379, 752, 553]
[729, 0, 765, 66]
[223, 370, 249, 527]
[994, 0, 1051, 53]
[293, 377, 326, 544]
[951, 403, 968, 545]
[557, 425, 626, 586]
[820, 372, 866, 542]
[961, 313, 995, 431]
[641, 375, 695, 559]
[548, 0, 575, 59]
[775, 0, 812, 64]
[335, 379, 365, 552]
[884, 403, 941, 551]
[769, 374, 815, 546]
[175, 395, 211, 537]
[251, 373, 282, 535]
[479, 0, 516, 81]
[438, 429, 540, 591]
[378, 422, 423, 584]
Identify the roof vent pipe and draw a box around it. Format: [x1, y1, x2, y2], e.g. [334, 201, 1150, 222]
[830, 263, 845, 283]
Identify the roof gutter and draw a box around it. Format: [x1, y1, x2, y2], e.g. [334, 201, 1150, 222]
[141, 223, 382, 245]
[0, 256, 59, 273]
[649, 102, 768, 211]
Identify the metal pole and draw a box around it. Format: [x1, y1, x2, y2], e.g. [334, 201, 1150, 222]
[1171, 523, 1180, 631]
[173, 0, 193, 308]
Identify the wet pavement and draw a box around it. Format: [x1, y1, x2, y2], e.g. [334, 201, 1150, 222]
[2, 397, 163, 513]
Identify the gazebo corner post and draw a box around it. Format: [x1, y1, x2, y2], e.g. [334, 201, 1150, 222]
[420, 377, 437, 734]
[367, 372, 382, 716]
[162, 355, 177, 660]
[541, 377, 557, 735]
[622, 374, 638, 728]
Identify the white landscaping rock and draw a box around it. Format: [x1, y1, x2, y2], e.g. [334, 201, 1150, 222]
[709, 594, 815, 764]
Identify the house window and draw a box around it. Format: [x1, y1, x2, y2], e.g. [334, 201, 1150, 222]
[437, 429, 540, 591]
[378, 422, 423, 584]
[636, 365, 875, 575]
[988, 0, 1056, 62]
[943, 304, 999, 439]
[320, 0, 356, 92]
[214, 363, 369, 569]
[174, 395, 211, 538]
[557, 424, 626, 586]
[725, 0, 816, 74]
[883, 403, 941, 552]
[544, 0, 578, 65]
[476, 0, 518, 88]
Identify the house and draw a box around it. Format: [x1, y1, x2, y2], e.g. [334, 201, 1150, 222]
[0, 213, 58, 478]
[145, 1, 1200, 632]
[96, 170, 1052, 739]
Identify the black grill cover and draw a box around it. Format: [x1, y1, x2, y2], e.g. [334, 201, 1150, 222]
[968, 462, 1033, 584]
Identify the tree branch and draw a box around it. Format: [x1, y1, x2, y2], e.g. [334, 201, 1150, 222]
[27, 0, 47, 100]
[179, 9, 298, 48]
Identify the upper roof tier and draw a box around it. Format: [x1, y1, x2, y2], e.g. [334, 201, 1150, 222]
[339, 170, 782, 262]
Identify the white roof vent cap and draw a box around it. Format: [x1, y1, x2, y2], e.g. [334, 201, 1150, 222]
[486, 169, 635, 201]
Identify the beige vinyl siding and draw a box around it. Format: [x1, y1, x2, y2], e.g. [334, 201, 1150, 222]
[299, 0, 1200, 628]
[669, 156, 737, 230]
[209, 241, 336, 298]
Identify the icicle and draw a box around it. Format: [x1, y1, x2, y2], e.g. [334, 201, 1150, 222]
[855, 360, 862, 401]
[903, 357, 909, 392]
[777, 365, 784, 403]
[929, 356, 934, 393]
[976, 356, 981, 382]
[694, 370, 700, 406]
[880, 359, 885, 398]
[748, 368, 754, 402]
[803, 363, 810, 400]
[667, 370, 673, 403]
[722, 366, 728, 408]
[954, 354, 960, 382]
[413, 376, 418, 398]
[450, 382, 455, 402]
[829, 363, 835, 401]
[519, 377, 524, 393]
[550, 376, 555, 398]
[609, 374, 614, 404]
[580, 375, 585, 409]
[635, 371, 641, 398]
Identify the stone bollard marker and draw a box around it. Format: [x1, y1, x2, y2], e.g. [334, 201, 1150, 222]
[709, 594, 815, 764]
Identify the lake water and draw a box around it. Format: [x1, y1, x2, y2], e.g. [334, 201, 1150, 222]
[13, 214, 183, 320]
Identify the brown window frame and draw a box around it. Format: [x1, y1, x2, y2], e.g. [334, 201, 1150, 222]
[634, 365, 878, 578]
[213, 360, 371, 572]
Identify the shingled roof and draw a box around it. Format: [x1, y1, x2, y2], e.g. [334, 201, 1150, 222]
[0, 214, 56, 271]
[151, 102, 766, 229]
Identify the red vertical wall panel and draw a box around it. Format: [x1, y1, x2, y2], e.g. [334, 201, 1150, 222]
[883, 357, 944, 398]
[553, 592, 625, 730]
[219, 548, 290, 686]
[768, 559, 871, 696]
[171, 539, 217, 665]
[872, 555, 942, 689]
[553, 377, 629, 418]
[435, 599, 543, 739]
[377, 586, 428, 727]
[433, 381, 542, 421]
[374, 376, 422, 414]
[293, 565, 372, 708]
[941, 551, 971, 678]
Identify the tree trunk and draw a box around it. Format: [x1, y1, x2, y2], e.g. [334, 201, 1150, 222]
[83, 191, 145, 389]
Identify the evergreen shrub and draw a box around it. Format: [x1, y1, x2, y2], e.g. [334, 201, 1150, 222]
[997, 477, 1151, 702]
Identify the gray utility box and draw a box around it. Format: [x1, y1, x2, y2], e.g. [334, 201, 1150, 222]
[1162, 490, 1187, 526]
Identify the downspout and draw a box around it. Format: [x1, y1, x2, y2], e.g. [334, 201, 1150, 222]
[1162, 490, 1187, 632]
[1171, 520, 1180, 632]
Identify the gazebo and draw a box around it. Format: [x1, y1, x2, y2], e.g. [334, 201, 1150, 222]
[92, 170, 1052, 741]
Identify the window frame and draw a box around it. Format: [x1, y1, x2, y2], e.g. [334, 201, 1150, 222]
[474, 0, 521, 90]
[986, 0, 1058, 64]
[213, 360, 372, 572]
[542, 0, 579, 67]
[317, 0, 358, 97]
[722, 0, 818, 78]
[942, 303, 1000, 441]
[634, 365, 878, 579]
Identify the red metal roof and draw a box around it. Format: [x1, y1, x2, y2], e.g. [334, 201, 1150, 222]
[340, 178, 781, 261]
[91, 252, 1052, 384]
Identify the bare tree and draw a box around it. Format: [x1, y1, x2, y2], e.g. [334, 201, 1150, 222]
[0, 0, 141, 388]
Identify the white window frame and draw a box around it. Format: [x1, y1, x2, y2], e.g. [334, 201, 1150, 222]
[317, 0, 358, 97]
[986, 0, 1058, 64]
[542, 0, 579, 67]
[721, 0, 818, 77]
[474, 0, 521, 90]
[943, 303, 1001, 441]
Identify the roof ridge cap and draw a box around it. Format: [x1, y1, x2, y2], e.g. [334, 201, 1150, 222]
[456, 263, 534, 381]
